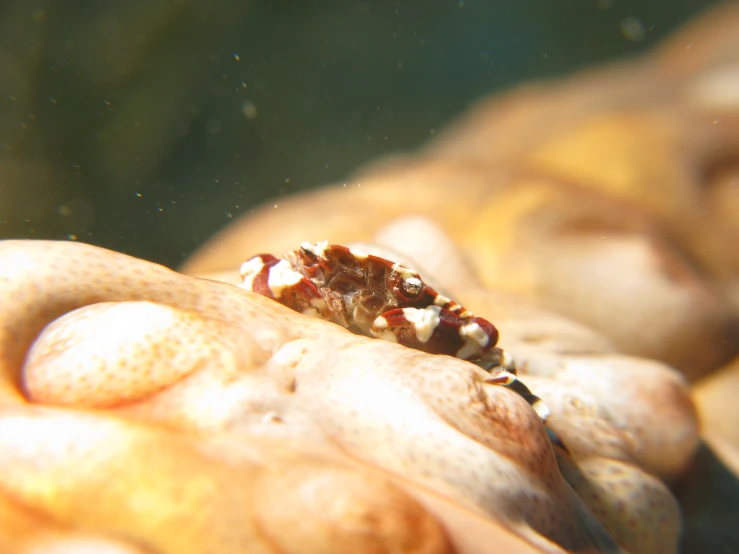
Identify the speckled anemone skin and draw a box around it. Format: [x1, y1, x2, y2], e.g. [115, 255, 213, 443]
[0, 236, 695, 554]
[4, 4, 739, 553]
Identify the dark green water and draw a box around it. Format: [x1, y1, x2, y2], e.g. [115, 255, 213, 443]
[0, 0, 720, 266]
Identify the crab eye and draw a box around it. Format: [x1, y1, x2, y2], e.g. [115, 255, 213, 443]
[401, 276, 423, 297]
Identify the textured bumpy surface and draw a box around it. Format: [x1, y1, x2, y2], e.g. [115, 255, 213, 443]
[3, 4, 739, 553]
[180, 5, 739, 552]
[1, 238, 696, 554]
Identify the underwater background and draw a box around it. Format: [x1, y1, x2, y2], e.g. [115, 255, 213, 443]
[0, 0, 721, 266]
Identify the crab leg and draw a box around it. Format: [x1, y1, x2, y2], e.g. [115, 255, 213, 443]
[371, 306, 499, 359]
[486, 372, 551, 423]
[372, 306, 551, 425]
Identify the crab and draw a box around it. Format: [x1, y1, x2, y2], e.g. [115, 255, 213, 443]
[240, 241, 550, 423]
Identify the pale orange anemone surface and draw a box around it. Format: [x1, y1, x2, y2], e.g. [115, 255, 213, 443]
[5, 4, 739, 554]
[0, 235, 697, 554]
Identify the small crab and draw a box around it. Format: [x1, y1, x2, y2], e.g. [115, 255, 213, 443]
[240, 241, 549, 423]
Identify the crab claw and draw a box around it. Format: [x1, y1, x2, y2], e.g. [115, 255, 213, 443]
[240, 254, 281, 298]
[240, 254, 329, 318]
[370, 306, 499, 360]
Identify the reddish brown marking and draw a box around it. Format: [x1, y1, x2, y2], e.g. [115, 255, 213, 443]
[243, 243, 501, 361]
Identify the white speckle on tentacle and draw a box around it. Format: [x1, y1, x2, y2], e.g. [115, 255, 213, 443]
[239, 257, 265, 291]
[301, 240, 329, 257]
[267, 260, 304, 298]
[457, 322, 489, 359]
[402, 306, 441, 343]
